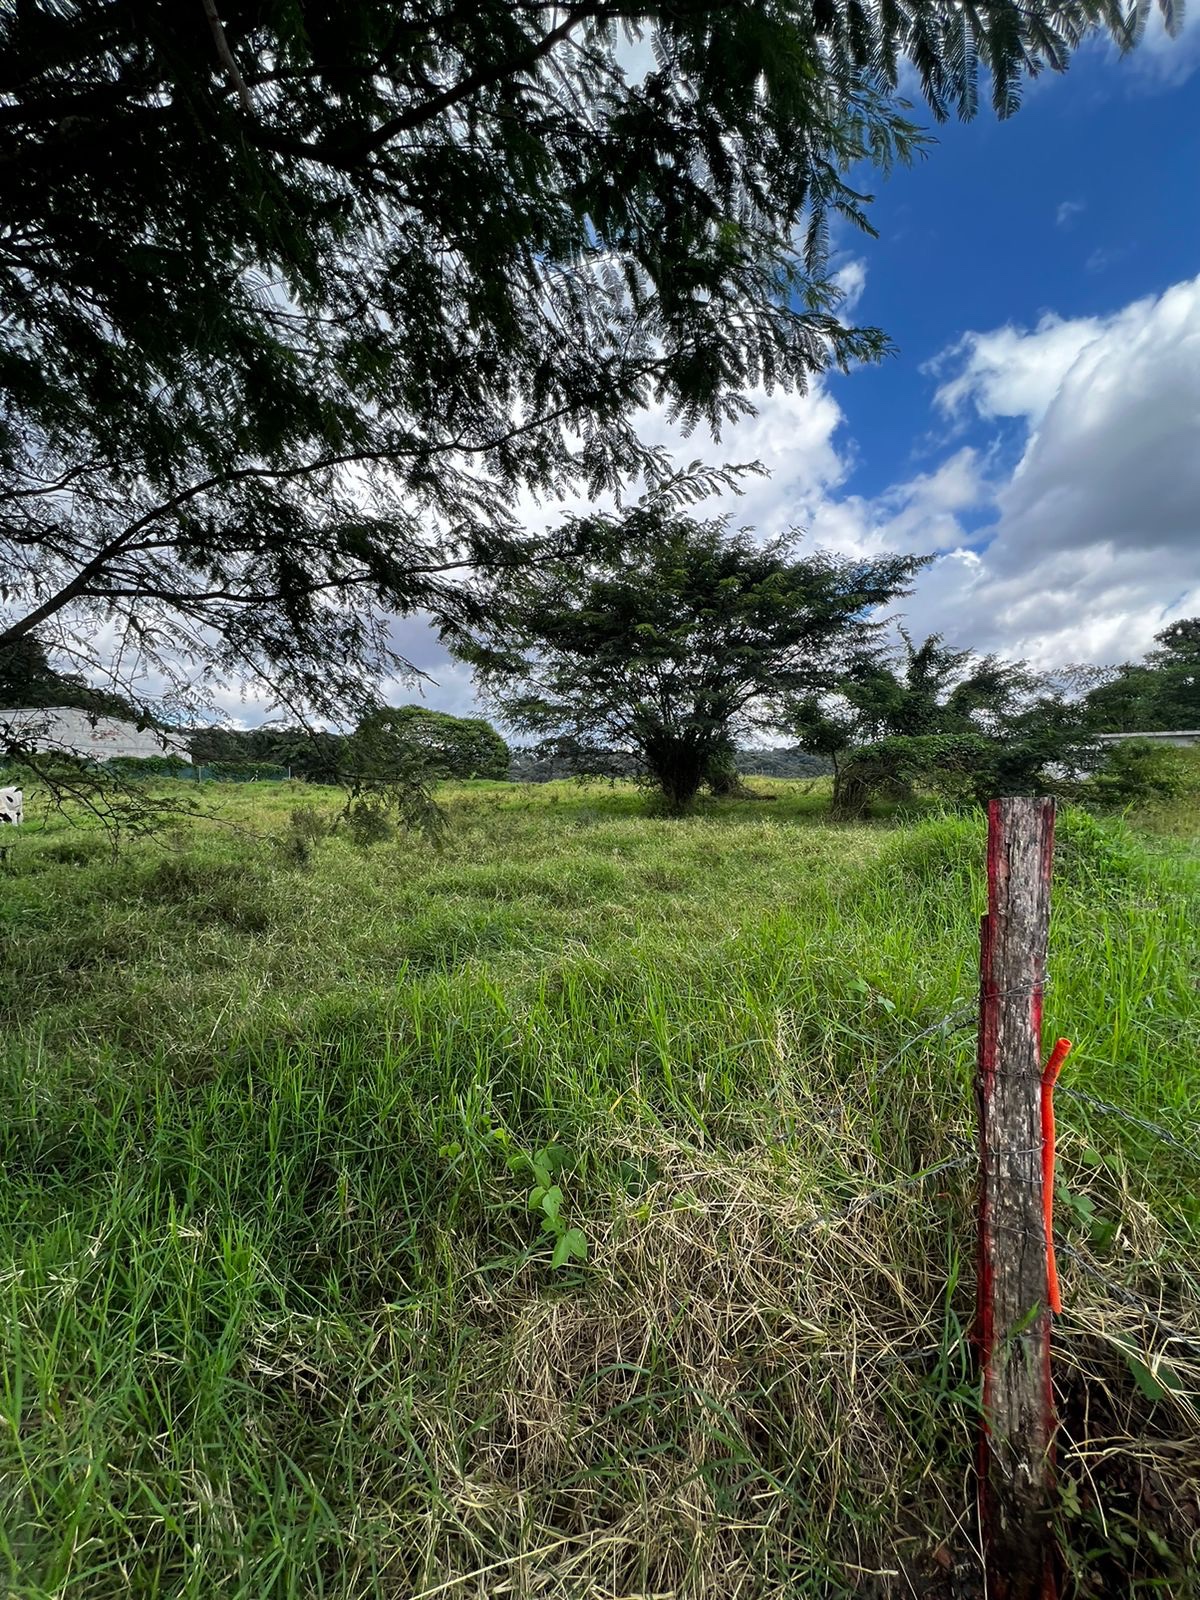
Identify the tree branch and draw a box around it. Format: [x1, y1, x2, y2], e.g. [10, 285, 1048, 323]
[200, 0, 254, 115]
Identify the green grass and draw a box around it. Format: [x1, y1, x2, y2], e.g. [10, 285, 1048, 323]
[1, 779, 1197, 1598]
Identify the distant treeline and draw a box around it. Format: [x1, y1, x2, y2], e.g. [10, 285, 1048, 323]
[736, 746, 833, 779]
[191, 709, 510, 782]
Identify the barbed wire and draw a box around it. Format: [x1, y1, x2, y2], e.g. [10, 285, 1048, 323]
[1057, 1085, 1200, 1166]
[843, 1152, 975, 1216]
[874, 1004, 1200, 1167]
[1059, 1244, 1200, 1359]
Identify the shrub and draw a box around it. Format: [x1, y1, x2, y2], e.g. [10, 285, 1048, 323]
[1088, 740, 1200, 807]
[342, 798, 397, 847]
[102, 755, 193, 778]
[274, 806, 334, 868]
[832, 733, 996, 818]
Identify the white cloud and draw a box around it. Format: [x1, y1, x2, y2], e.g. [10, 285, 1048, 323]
[627, 274, 1200, 677]
[901, 275, 1200, 666]
[930, 312, 1107, 425]
[1086, 242, 1136, 275]
[831, 257, 868, 315]
[1056, 199, 1086, 227]
[1125, 0, 1200, 87]
[805, 448, 985, 561]
[1074, 0, 1200, 88]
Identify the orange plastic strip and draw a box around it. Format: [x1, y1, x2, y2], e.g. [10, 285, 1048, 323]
[1041, 1037, 1072, 1315]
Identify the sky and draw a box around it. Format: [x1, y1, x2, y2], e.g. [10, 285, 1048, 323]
[310, 14, 1200, 723]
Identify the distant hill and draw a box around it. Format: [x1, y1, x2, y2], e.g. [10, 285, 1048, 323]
[735, 746, 833, 778]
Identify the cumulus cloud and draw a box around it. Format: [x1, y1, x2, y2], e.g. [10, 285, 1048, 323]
[902, 276, 1200, 665]
[398, 377, 857, 718]
[930, 312, 1107, 424]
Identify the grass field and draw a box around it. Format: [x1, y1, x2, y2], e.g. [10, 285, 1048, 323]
[1, 778, 1198, 1598]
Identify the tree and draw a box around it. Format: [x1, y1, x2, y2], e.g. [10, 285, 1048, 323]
[1083, 619, 1200, 732]
[790, 630, 1036, 800]
[788, 631, 1106, 813]
[0, 636, 139, 721]
[449, 486, 922, 809]
[0, 0, 1169, 739]
[188, 722, 346, 780]
[309, 708, 447, 842]
[364, 707, 510, 781]
[795, 630, 1032, 743]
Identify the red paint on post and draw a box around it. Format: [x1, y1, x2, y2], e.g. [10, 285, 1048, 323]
[1041, 1039, 1072, 1316]
[976, 797, 1059, 1600]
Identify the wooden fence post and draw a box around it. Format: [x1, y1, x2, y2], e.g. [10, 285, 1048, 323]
[977, 796, 1058, 1600]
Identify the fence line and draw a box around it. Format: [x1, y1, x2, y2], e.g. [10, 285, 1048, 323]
[877, 1008, 1200, 1167]
[1059, 1245, 1200, 1357]
[1056, 1085, 1200, 1165]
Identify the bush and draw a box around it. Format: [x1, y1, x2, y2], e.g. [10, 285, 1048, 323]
[1088, 740, 1200, 807]
[342, 797, 397, 847]
[102, 755, 194, 778]
[833, 733, 996, 818]
[274, 806, 334, 868]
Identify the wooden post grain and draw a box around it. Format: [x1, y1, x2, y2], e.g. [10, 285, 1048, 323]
[977, 796, 1058, 1600]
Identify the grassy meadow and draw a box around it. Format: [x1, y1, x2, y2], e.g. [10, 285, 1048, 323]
[1, 778, 1198, 1598]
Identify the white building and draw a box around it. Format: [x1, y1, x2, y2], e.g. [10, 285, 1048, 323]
[0, 706, 192, 762]
[1095, 730, 1198, 748]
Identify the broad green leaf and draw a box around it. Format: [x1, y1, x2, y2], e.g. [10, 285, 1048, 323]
[551, 1228, 588, 1269]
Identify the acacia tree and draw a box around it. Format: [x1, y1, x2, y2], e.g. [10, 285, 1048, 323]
[792, 631, 1034, 744]
[790, 631, 1101, 812]
[449, 487, 922, 809]
[349, 706, 510, 780]
[0, 0, 1171, 738]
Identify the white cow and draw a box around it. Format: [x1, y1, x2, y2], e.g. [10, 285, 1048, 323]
[1, 787, 23, 827]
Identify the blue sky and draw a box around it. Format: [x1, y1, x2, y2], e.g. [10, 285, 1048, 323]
[238, 15, 1200, 726]
[835, 22, 1200, 506]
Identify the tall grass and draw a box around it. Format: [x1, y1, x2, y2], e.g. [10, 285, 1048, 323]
[1, 781, 1197, 1597]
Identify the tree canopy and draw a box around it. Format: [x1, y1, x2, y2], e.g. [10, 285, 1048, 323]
[450, 487, 922, 807]
[349, 706, 510, 781]
[789, 630, 1037, 759]
[791, 631, 1104, 814]
[0, 636, 139, 721]
[189, 705, 508, 781]
[1082, 620, 1200, 732]
[0, 0, 1172, 736]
